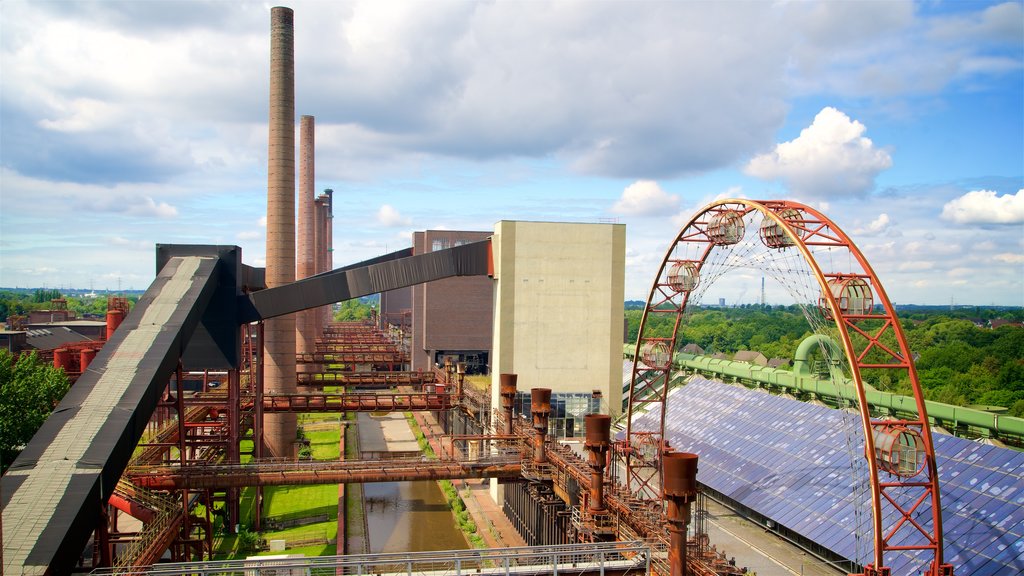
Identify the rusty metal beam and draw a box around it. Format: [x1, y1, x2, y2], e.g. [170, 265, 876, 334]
[297, 371, 436, 386]
[260, 392, 453, 412]
[296, 352, 409, 364]
[128, 458, 520, 490]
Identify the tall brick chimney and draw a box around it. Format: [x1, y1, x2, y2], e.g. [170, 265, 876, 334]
[265, 5, 297, 458]
[296, 115, 316, 360]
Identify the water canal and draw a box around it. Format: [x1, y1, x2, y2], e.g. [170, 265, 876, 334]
[351, 413, 468, 553]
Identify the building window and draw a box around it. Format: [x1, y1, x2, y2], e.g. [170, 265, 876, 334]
[432, 239, 450, 252]
[513, 391, 602, 439]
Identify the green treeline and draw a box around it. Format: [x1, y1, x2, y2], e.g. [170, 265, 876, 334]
[0, 289, 138, 322]
[625, 305, 1024, 417]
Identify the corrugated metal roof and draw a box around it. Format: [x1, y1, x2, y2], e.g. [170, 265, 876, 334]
[630, 376, 1024, 575]
[24, 326, 93, 350]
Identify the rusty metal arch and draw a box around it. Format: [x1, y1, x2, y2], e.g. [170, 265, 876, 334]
[623, 199, 950, 575]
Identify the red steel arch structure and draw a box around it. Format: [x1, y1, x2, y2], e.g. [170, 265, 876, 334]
[624, 199, 953, 576]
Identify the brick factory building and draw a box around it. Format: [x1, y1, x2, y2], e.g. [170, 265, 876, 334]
[410, 230, 494, 374]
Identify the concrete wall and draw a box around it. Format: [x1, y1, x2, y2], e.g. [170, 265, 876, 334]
[490, 221, 626, 417]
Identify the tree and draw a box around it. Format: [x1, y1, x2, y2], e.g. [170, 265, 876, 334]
[333, 299, 372, 322]
[0, 350, 70, 471]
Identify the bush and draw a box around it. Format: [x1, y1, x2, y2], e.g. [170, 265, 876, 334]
[237, 527, 260, 552]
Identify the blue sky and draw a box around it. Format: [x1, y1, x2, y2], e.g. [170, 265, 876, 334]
[0, 1, 1021, 305]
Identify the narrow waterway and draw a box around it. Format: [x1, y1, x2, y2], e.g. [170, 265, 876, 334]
[355, 413, 469, 553]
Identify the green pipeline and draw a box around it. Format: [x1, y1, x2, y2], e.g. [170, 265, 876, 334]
[623, 343, 1024, 440]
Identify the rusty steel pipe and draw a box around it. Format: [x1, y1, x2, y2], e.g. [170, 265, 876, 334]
[456, 361, 466, 402]
[107, 493, 156, 524]
[499, 373, 517, 435]
[531, 388, 551, 464]
[584, 413, 612, 512]
[664, 451, 699, 576]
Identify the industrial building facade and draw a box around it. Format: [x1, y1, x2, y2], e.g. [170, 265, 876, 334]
[490, 221, 627, 425]
[410, 230, 494, 374]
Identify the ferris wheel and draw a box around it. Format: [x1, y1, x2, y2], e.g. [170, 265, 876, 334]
[623, 199, 953, 576]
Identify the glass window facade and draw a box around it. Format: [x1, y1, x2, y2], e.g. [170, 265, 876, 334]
[513, 391, 602, 439]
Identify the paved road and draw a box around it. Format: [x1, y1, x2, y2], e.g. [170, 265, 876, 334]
[704, 499, 845, 576]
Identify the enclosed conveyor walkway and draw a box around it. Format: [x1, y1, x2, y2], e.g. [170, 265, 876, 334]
[2, 240, 492, 575]
[1, 256, 221, 576]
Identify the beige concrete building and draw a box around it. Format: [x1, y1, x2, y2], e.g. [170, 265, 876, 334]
[490, 220, 626, 433]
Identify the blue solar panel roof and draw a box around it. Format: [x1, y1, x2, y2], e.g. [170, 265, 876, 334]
[629, 376, 1024, 576]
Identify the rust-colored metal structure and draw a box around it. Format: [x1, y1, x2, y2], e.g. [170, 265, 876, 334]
[105, 309, 124, 339]
[624, 199, 951, 575]
[499, 373, 518, 435]
[531, 388, 551, 464]
[129, 457, 521, 491]
[663, 452, 698, 576]
[265, 5, 297, 458]
[584, 414, 611, 513]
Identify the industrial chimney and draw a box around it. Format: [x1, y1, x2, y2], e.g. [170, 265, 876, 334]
[296, 115, 316, 360]
[265, 5, 297, 458]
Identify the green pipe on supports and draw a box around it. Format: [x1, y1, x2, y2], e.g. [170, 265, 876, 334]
[623, 342, 1024, 443]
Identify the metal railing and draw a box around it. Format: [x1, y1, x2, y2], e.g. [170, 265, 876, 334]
[93, 541, 651, 576]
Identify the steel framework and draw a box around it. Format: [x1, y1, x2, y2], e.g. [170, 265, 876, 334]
[623, 199, 951, 576]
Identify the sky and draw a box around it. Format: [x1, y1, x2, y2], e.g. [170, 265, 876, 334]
[0, 0, 1021, 306]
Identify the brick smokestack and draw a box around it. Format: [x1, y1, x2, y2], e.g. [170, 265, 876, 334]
[324, 189, 333, 329]
[265, 5, 296, 458]
[296, 115, 315, 359]
[313, 194, 326, 337]
[321, 189, 333, 327]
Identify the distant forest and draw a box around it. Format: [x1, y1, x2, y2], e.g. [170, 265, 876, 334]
[3, 290, 1021, 416]
[0, 289, 139, 321]
[625, 303, 1024, 417]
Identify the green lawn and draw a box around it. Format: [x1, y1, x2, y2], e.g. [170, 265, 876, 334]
[306, 429, 341, 460]
[263, 484, 339, 523]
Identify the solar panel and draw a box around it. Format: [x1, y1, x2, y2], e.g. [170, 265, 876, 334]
[632, 376, 1024, 575]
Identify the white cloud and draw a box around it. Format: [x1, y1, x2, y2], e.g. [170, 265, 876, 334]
[927, 2, 1024, 44]
[854, 213, 892, 236]
[745, 107, 892, 198]
[993, 253, 1024, 265]
[237, 231, 261, 241]
[109, 236, 150, 249]
[611, 180, 679, 217]
[377, 204, 412, 227]
[124, 196, 178, 218]
[258, 216, 267, 227]
[940, 189, 1024, 224]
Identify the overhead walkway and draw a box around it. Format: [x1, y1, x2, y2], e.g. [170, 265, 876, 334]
[127, 454, 521, 490]
[90, 541, 653, 576]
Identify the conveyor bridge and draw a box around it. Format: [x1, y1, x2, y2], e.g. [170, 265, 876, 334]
[2, 240, 491, 576]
